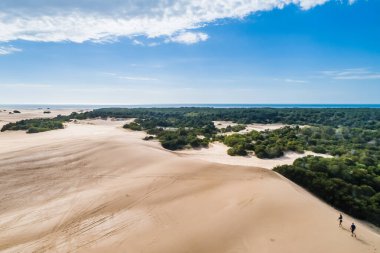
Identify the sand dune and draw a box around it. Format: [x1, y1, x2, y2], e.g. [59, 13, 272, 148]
[176, 142, 333, 169]
[0, 119, 379, 252]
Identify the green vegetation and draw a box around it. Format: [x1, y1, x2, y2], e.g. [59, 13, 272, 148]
[216, 125, 379, 159]
[220, 124, 246, 133]
[72, 107, 380, 129]
[153, 128, 209, 150]
[123, 122, 142, 131]
[143, 135, 154, 141]
[1, 117, 66, 133]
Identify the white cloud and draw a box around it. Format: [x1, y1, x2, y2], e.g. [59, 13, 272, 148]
[103, 72, 158, 81]
[284, 78, 309, 83]
[321, 68, 380, 80]
[119, 76, 159, 81]
[0, 0, 348, 45]
[168, 32, 209, 44]
[274, 78, 309, 83]
[0, 83, 51, 88]
[132, 39, 144, 46]
[0, 45, 22, 55]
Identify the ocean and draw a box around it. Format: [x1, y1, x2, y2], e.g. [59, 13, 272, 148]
[0, 104, 380, 110]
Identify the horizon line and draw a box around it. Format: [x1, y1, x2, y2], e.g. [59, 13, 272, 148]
[1, 103, 380, 106]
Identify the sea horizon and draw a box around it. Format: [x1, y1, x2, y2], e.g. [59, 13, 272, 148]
[1, 104, 380, 110]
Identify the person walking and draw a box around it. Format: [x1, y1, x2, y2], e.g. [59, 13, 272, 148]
[338, 213, 343, 227]
[350, 222, 356, 237]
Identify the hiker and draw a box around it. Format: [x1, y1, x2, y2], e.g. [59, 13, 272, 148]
[350, 223, 356, 237]
[338, 213, 343, 227]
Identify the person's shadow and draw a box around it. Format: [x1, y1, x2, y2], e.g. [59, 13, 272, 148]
[340, 226, 369, 245]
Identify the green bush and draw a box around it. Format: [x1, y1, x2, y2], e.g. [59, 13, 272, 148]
[1, 118, 65, 133]
[123, 122, 142, 131]
[227, 145, 247, 156]
[157, 129, 209, 150]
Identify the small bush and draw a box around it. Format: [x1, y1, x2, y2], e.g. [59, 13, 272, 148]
[143, 135, 154, 141]
[123, 122, 142, 131]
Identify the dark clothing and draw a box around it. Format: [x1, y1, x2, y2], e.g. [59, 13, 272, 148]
[351, 224, 357, 237]
[338, 215, 343, 226]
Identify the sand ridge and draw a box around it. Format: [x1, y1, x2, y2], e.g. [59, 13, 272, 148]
[0, 114, 379, 253]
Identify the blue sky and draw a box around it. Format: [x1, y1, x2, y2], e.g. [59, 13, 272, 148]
[0, 0, 379, 104]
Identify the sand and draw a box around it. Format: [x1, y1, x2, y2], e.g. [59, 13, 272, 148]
[213, 120, 308, 135]
[175, 142, 333, 169]
[214, 120, 287, 132]
[0, 108, 86, 129]
[0, 113, 379, 253]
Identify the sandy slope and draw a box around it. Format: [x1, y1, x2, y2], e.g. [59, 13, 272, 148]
[0, 119, 379, 252]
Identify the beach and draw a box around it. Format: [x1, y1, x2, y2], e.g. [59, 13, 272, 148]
[0, 110, 379, 253]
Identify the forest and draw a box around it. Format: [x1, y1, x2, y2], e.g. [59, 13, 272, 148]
[217, 125, 379, 158]
[71, 107, 379, 129]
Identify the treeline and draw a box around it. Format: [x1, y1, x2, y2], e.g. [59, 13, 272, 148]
[3, 107, 379, 134]
[75, 107, 379, 151]
[274, 156, 380, 226]
[216, 125, 379, 159]
[78, 107, 380, 129]
[2, 108, 379, 152]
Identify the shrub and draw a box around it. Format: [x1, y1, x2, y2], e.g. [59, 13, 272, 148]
[123, 122, 142, 131]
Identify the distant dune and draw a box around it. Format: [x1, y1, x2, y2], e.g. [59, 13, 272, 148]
[0, 112, 378, 253]
[0, 109, 83, 129]
[213, 120, 288, 132]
